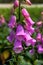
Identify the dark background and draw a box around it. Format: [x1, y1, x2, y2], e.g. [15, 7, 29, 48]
[0, 0, 43, 3]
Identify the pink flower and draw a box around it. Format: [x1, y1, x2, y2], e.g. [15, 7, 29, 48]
[24, 24, 35, 35]
[38, 45, 43, 54]
[16, 24, 25, 41]
[7, 31, 15, 43]
[36, 33, 42, 42]
[21, 8, 30, 18]
[25, 17, 35, 26]
[0, 15, 5, 25]
[26, 0, 32, 5]
[8, 15, 16, 28]
[13, 39, 23, 54]
[13, 0, 19, 9]
[36, 21, 42, 27]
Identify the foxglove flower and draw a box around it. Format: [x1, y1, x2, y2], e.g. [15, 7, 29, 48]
[26, 0, 32, 5]
[8, 15, 16, 28]
[21, 8, 30, 18]
[13, 39, 23, 53]
[36, 21, 42, 27]
[42, 37, 43, 44]
[13, 0, 19, 9]
[24, 25, 35, 35]
[7, 31, 15, 43]
[38, 45, 43, 54]
[36, 33, 42, 42]
[16, 24, 25, 41]
[25, 17, 35, 26]
[0, 15, 5, 26]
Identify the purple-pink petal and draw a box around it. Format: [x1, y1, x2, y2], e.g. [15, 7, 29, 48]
[13, 39, 23, 53]
[7, 31, 15, 43]
[8, 15, 16, 28]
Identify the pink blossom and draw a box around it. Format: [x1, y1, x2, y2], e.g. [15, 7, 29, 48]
[13, 0, 19, 8]
[8, 15, 16, 28]
[21, 8, 30, 18]
[26, 0, 32, 5]
[13, 39, 23, 54]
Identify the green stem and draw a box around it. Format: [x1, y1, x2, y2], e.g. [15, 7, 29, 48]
[19, 0, 21, 21]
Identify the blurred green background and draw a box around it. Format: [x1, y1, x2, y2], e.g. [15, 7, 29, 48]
[0, 0, 43, 3]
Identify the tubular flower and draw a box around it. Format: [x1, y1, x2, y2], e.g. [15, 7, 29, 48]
[13, 0, 19, 9]
[36, 21, 42, 27]
[24, 25, 35, 35]
[7, 31, 15, 43]
[25, 17, 35, 26]
[8, 15, 16, 28]
[26, 0, 32, 5]
[16, 24, 25, 41]
[36, 33, 42, 42]
[21, 8, 30, 18]
[13, 39, 23, 54]
[38, 45, 43, 54]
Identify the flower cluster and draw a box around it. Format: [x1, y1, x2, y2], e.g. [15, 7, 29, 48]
[7, 0, 37, 54]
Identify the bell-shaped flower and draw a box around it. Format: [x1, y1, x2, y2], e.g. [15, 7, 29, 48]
[7, 31, 15, 43]
[26, 0, 32, 5]
[36, 21, 42, 27]
[16, 24, 25, 41]
[42, 37, 43, 44]
[24, 24, 35, 35]
[0, 15, 5, 26]
[25, 17, 35, 26]
[38, 45, 43, 54]
[21, 8, 30, 18]
[13, 0, 19, 9]
[8, 15, 16, 28]
[25, 38, 36, 46]
[24, 31, 32, 42]
[36, 33, 42, 42]
[13, 39, 23, 54]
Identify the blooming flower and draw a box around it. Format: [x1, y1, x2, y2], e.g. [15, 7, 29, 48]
[16, 24, 25, 41]
[38, 45, 43, 54]
[13, 39, 23, 53]
[26, 0, 32, 5]
[25, 17, 35, 26]
[24, 25, 35, 35]
[36, 33, 42, 42]
[8, 15, 16, 28]
[21, 8, 30, 18]
[36, 21, 42, 27]
[13, 0, 19, 9]
[0, 15, 5, 26]
[7, 31, 15, 43]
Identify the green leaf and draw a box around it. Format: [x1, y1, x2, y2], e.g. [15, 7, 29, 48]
[34, 59, 43, 65]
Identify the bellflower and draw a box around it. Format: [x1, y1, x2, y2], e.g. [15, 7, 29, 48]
[13, 0, 19, 9]
[8, 15, 16, 28]
[38, 45, 43, 54]
[24, 24, 35, 35]
[0, 15, 5, 26]
[25, 17, 35, 26]
[36, 21, 42, 27]
[16, 24, 25, 41]
[36, 33, 42, 42]
[13, 39, 23, 54]
[7, 31, 15, 43]
[21, 8, 30, 18]
[24, 31, 36, 46]
[26, 0, 32, 5]
[42, 37, 43, 44]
